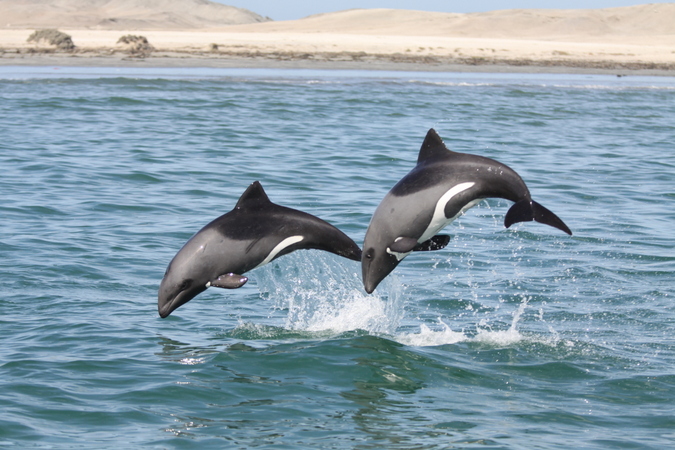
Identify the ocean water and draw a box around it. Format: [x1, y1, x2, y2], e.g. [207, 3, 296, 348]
[1, 65, 674, 449]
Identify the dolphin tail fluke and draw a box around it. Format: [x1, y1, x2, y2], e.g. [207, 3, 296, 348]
[504, 200, 572, 235]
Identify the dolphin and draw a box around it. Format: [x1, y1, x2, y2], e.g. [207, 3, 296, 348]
[158, 181, 362, 318]
[361, 128, 572, 294]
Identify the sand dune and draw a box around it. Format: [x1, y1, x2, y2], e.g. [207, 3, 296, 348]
[226, 5, 675, 41]
[1, 0, 672, 40]
[0, 0, 269, 30]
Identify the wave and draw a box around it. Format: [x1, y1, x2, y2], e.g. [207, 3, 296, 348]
[4, 66, 675, 92]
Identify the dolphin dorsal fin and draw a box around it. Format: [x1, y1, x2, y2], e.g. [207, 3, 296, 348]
[417, 128, 451, 164]
[235, 181, 272, 209]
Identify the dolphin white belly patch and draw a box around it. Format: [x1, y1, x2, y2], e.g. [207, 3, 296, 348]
[419, 182, 475, 243]
[254, 235, 304, 269]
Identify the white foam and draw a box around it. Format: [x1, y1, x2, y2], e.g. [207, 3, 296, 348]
[394, 298, 534, 347]
[472, 327, 524, 346]
[395, 319, 467, 346]
[178, 357, 206, 365]
[395, 319, 528, 348]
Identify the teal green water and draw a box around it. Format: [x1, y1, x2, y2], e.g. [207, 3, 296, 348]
[1, 66, 674, 449]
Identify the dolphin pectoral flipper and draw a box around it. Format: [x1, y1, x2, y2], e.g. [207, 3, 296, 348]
[414, 235, 451, 251]
[389, 237, 419, 253]
[389, 234, 451, 253]
[504, 200, 572, 235]
[209, 273, 249, 289]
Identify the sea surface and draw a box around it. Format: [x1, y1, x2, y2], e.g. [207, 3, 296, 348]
[1, 66, 674, 449]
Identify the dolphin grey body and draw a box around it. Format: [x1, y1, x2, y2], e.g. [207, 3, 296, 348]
[158, 181, 362, 318]
[361, 128, 572, 294]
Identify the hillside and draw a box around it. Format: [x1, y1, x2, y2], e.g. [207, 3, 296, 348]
[225, 4, 675, 41]
[0, 0, 269, 30]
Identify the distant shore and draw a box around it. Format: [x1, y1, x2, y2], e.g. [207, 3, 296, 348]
[1, 25, 674, 76]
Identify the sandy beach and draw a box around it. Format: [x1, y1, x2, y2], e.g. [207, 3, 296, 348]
[1, 2, 674, 75]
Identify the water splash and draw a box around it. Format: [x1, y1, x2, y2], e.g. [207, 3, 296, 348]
[395, 297, 534, 347]
[473, 297, 529, 346]
[252, 253, 564, 348]
[254, 251, 405, 335]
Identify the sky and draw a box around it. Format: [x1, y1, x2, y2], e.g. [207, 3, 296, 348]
[217, 0, 672, 21]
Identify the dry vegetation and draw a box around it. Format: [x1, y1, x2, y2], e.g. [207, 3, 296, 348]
[27, 29, 75, 51]
[116, 35, 154, 57]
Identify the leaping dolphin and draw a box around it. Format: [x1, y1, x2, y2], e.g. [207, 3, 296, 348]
[361, 128, 572, 294]
[158, 181, 362, 318]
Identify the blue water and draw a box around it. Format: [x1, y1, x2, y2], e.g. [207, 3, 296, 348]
[1, 66, 674, 449]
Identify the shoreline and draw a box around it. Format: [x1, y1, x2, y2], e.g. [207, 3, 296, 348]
[2, 21, 674, 77]
[2, 50, 675, 77]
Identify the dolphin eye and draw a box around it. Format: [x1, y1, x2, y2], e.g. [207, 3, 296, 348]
[365, 249, 374, 259]
[179, 279, 193, 292]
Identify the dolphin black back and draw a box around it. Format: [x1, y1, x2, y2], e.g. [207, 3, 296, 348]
[206, 183, 362, 261]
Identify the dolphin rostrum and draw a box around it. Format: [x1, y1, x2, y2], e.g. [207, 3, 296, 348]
[158, 181, 362, 318]
[361, 128, 572, 294]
